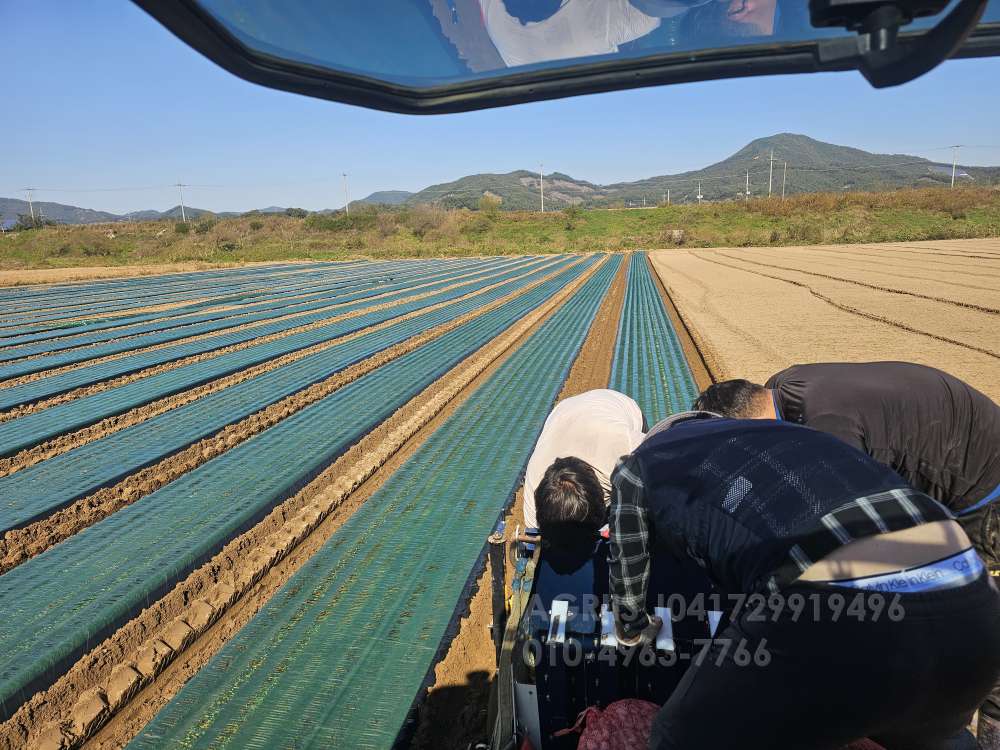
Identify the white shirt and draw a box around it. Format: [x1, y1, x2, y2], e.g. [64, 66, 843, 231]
[480, 0, 661, 68]
[523, 389, 646, 530]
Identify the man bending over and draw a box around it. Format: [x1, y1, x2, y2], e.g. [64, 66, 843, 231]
[692, 363, 1000, 567]
[523, 389, 645, 535]
[694, 361, 1000, 745]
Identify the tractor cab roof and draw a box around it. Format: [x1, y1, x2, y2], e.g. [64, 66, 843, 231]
[135, 0, 1000, 113]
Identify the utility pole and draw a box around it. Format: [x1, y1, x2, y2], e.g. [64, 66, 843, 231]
[781, 161, 788, 199]
[951, 145, 962, 189]
[539, 164, 544, 212]
[342, 173, 350, 214]
[697, 181, 703, 204]
[747, 154, 759, 202]
[768, 149, 775, 198]
[23, 188, 36, 223]
[667, 189, 670, 205]
[174, 183, 187, 223]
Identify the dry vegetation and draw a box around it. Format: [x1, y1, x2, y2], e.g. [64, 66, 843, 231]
[2, 187, 998, 272]
[651, 238, 1000, 402]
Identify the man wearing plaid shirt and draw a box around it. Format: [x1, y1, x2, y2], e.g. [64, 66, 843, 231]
[607, 411, 1000, 749]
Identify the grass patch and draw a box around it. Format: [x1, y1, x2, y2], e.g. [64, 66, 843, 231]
[2, 187, 998, 270]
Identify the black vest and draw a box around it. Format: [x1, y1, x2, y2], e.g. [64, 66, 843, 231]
[632, 417, 950, 595]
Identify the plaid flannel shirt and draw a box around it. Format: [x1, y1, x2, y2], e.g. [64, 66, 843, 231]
[609, 454, 652, 641]
[607, 419, 954, 642]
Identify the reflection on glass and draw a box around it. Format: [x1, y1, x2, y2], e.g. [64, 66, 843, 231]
[435, 0, 825, 72]
[194, 0, 1000, 85]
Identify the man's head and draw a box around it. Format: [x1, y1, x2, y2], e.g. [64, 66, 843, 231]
[692, 379, 772, 419]
[535, 457, 606, 543]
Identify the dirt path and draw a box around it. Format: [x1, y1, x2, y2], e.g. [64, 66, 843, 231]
[1, 257, 608, 750]
[0, 262, 300, 289]
[650, 244, 1000, 402]
[410, 254, 631, 750]
[0, 259, 574, 573]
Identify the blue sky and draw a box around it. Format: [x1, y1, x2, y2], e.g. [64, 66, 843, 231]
[3, 1, 999, 214]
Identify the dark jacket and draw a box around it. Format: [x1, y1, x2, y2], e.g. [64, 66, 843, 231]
[616, 417, 947, 600]
[766, 362, 1000, 515]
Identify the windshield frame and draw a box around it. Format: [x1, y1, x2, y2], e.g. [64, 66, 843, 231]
[133, 0, 1000, 114]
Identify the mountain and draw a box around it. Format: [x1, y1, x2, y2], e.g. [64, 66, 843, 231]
[406, 134, 1000, 208]
[407, 171, 604, 211]
[0, 198, 119, 225]
[130, 206, 228, 221]
[4, 135, 998, 223]
[0, 200, 231, 225]
[357, 190, 413, 206]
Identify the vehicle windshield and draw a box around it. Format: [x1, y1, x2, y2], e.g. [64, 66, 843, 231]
[195, 0, 1000, 87]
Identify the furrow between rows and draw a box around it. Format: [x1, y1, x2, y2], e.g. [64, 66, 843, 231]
[0, 256, 600, 728]
[0, 257, 575, 561]
[0, 258, 506, 378]
[0, 258, 522, 407]
[0, 260, 561, 479]
[121, 256, 620, 750]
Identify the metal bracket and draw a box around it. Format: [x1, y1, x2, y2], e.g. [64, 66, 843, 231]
[813, 0, 989, 87]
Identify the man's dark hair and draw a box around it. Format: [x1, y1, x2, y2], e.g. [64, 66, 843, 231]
[535, 457, 606, 537]
[692, 379, 768, 418]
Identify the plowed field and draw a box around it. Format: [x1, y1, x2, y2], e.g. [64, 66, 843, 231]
[0, 253, 702, 750]
[651, 239, 1000, 401]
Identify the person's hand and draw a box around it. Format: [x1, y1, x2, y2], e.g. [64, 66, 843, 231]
[617, 614, 663, 649]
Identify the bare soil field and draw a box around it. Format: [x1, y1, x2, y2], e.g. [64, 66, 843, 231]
[651, 238, 1000, 402]
[0, 261, 288, 288]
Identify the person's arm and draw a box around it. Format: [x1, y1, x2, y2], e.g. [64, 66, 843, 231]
[522, 476, 539, 531]
[609, 455, 653, 643]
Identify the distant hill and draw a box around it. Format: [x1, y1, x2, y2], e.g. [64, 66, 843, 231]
[357, 190, 413, 206]
[130, 205, 230, 221]
[0, 198, 119, 226]
[4, 134, 998, 223]
[406, 134, 1000, 208]
[406, 171, 603, 211]
[605, 133, 1000, 204]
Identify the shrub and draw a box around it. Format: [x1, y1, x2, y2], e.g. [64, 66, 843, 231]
[249, 220, 264, 231]
[305, 207, 378, 232]
[478, 194, 502, 215]
[13, 214, 56, 231]
[82, 239, 114, 256]
[401, 205, 446, 239]
[194, 219, 216, 235]
[376, 212, 398, 238]
[461, 215, 491, 237]
[174, 222, 190, 234]
[563, 205, 582, 230]
[284, 207, 308, 218]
